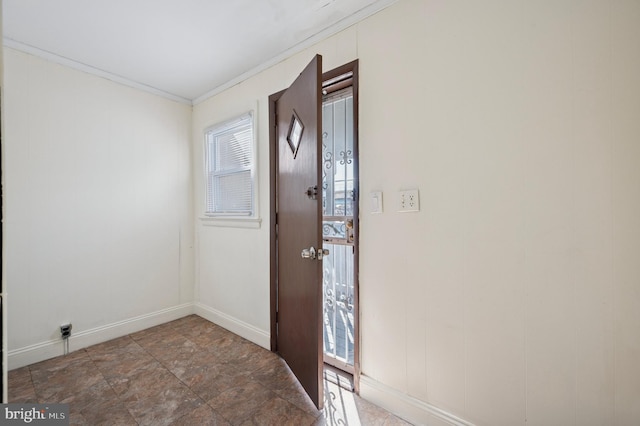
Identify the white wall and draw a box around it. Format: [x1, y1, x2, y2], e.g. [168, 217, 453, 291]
[358, 1, 640, 425]
[193, 1, 640, 425]
[4, 48, 194, 368]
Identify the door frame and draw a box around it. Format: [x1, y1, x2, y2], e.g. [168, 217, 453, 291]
[269, 59, 360, 391]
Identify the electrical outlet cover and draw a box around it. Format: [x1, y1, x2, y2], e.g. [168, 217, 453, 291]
[399, 189, 420, 212]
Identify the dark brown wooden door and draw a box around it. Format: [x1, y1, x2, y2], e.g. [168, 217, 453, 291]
[274, 55, 323, 409]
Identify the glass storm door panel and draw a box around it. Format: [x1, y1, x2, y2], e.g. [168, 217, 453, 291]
[322, 86, 356, 371]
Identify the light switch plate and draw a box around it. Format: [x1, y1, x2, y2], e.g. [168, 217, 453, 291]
[371, 191, 383, 213]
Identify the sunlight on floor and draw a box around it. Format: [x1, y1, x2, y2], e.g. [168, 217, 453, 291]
[321, 368, 412, 426]
[323, 378, 363, 426]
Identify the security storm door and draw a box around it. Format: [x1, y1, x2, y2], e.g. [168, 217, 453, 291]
[321, 80, 357, 375]
[271, 55, 324, 409]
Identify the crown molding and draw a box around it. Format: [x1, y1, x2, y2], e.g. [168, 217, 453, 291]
[3, 38, 193, 105]
[192, 0, 398, 105]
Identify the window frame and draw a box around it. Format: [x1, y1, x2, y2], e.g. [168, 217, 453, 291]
[201, 111, 260, 228]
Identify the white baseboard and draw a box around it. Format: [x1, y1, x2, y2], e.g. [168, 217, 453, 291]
[8, 303, 195, 370]
[194, 303, 270, 350]
[359, 375, 475, 426]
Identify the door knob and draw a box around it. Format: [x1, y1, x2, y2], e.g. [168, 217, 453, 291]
[300, 247, 330, 260]
[301, 247, 317, 259]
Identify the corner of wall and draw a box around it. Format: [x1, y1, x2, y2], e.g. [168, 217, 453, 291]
[194, 303, 270, 350]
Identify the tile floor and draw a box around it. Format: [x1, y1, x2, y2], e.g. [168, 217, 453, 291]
[8, 315, 412, 425]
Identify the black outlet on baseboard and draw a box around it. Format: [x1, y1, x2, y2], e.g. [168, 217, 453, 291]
[60, 324, 72, 339]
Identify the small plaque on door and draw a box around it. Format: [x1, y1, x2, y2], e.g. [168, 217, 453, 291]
[287, 110, 304, 158]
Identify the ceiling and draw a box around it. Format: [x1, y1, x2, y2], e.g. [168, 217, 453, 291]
[3, 0, 396, 103]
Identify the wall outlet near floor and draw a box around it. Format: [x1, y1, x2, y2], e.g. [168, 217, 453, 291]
[398, 189, 420, 212]
[60, 323, 72, 339]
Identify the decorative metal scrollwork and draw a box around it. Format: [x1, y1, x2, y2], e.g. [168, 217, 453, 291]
[322, 151, 333, 192]
[324, 151, 334, 170]
[339, 150, 352, 165]
[325, 288, 335, 310]
[323, 222, 346, 239]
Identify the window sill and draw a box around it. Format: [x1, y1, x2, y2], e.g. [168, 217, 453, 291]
[199, 216, 262, 229]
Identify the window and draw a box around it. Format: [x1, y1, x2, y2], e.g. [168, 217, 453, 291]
[204, 112, 255, 217]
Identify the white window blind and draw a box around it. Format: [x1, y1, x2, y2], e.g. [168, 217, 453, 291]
[205, 113, 255, 216]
